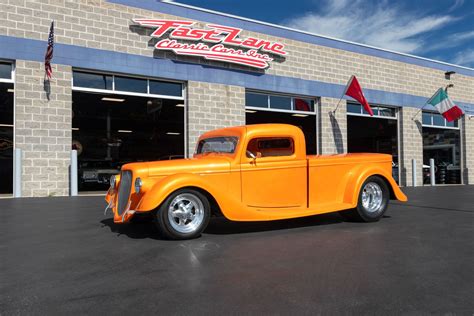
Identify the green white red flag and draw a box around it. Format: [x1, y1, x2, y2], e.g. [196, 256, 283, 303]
[427, 88, 464, 122]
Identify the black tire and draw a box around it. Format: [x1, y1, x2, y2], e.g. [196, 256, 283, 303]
[154, 188, 211, 240]
[339, 176, 390, 222]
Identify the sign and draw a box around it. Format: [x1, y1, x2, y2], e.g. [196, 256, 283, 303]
[133, 19, 287, 69]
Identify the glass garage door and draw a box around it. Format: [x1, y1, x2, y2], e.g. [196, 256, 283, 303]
[347, 102, 400, 183]
[245, 91, 317, 155]
[422, 111, 461, 185]
[0, 62, 14, 195]
[72, 70, 185, 192]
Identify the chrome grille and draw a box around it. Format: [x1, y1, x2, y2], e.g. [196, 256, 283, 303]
[117, 170, 132, 216]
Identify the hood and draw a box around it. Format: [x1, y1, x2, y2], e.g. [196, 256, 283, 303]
[122, 155, 232, 177]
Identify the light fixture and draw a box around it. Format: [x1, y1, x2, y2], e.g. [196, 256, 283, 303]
[445, 71, 455, 80]
[0, 124, 14, 127]
[7, 89, 14, 93]
[175, 104, 185, 107]
[118, 129, 132, 133]
[134, 177, 143, 193]
[166, 132, 181, 135]
[101, 97, 125, 102]
[245, 110, 257, 113]
[72, 127, 79, 131]
[292, 113, 308, 117]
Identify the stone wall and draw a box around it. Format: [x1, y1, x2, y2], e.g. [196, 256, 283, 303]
[14, 60, 72, 197]
[187, 81, 245, 156]
[462, 116, 474, 184]
[319, 98, 347, 154]
[399, 107, 423, 186]
[0, 0, 472, 105]
[1, 0, 473, 192]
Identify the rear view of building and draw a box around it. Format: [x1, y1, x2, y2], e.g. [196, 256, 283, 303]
[0, 0, 473, 197]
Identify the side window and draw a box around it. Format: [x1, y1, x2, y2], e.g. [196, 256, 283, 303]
[246, 137, 294, 158]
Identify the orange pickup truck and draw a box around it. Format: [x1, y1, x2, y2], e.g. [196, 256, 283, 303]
[105, 124, 407, 239]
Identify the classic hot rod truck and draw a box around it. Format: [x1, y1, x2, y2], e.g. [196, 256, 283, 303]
[105, 124, 407, 239]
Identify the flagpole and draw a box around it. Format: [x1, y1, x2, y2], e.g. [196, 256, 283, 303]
[412, 88, 441, 120]
[333, 75, 354, 114]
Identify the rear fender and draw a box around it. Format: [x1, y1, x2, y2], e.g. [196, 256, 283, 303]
[343, 166, 407, 206]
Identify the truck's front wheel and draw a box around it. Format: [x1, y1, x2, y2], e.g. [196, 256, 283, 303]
[154, 189, 211, 240]
[339, 176, 389, 222]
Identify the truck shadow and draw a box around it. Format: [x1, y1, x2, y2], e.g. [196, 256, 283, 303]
[100, 217, 163, 240]
[100, 213, 356, 239]
[205, 213, 345, 235]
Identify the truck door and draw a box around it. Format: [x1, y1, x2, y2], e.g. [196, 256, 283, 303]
[240, 137, 306, 208]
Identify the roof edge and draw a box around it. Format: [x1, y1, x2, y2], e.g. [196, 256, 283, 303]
[163, 0, 473, 73]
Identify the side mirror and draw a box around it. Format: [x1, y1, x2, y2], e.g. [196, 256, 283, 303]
[246, 150, 256, 159]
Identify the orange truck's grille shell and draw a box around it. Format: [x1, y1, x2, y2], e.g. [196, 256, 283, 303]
[117, 171, 132, 216]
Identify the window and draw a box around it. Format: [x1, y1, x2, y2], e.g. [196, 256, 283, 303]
[0, 63, 12, 80]
[422, 111, 459, 128]
[196, 137, 238, 154]
[270, 95, 291, 110]
[149, 80, 182, 97]
[247, 137, 294, 158]
[115, 76, 147, 93]
[246, 92, 268, 108]
[347, 102, 396, 118]
[245, 91, 315, 112]
[72, 70, 184, 99]
[73, 72, 112, 90]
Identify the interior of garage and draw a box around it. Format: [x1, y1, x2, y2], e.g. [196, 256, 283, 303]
[245, 91, 317, 155]
[72, 92, 184, 191]
[422, 111, 461, 184]
[347, 103, 399, 183]
[0, 63, 14, 194]
[246, 110, 317, 155]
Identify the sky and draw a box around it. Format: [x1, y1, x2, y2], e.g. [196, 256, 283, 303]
[172, 0, 474, 68]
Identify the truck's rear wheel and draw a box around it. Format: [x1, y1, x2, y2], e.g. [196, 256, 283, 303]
[154, 189, 211, 240]
[339, 176, 389, 222]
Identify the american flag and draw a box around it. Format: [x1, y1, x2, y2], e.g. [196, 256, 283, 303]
[44, 21, 54, 79]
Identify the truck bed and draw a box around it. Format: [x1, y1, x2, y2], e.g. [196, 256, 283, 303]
[307, 153, 393, 165]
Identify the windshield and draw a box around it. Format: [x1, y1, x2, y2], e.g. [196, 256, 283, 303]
[196, 136, 239, 154]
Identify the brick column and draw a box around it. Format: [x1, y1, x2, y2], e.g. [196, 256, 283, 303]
[399, 107, 423, 186]
[319, 97, 347, 154]
[186, 81, 245, 156]
[14, 60, 72, 197]
[462, 116, 474, 184]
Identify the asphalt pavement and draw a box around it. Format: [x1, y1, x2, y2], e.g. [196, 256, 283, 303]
[1, 186, 473, 315]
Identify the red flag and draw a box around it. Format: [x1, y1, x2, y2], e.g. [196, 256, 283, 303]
[344, 75, 373, 116]
[294, 98, 310, 111]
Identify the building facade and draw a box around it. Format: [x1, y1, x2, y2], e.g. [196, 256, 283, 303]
[0, 0, 473, 197]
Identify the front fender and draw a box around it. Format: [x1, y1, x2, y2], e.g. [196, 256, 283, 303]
[135, 173, 224, 212]
[343, 165, 407, 206]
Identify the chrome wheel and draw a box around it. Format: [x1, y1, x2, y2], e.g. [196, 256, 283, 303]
[361, 182, 383, 213]
[168, 193, 205, 234]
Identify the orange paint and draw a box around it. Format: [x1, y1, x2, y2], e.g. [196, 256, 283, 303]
[106, 124, 407, 224]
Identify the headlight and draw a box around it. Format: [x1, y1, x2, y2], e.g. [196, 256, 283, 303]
[134, 177, 143, 193]
[110, 175, 116, 189]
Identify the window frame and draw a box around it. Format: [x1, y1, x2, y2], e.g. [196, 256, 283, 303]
[421, 110, 460, 130]
[0, 61, 14, 83]
[195, 136, 240, 155]
[245, 90, 316, 115]
[246, 136, 296, 159]
[72, 69, 185, 101]
[346, 101, 398, 120]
